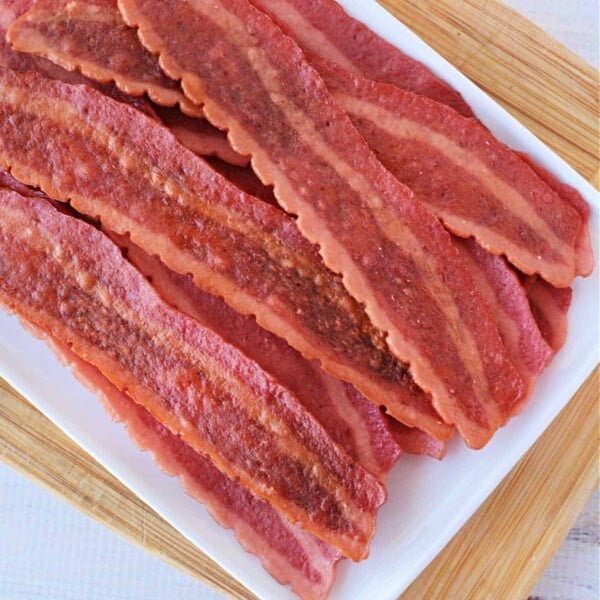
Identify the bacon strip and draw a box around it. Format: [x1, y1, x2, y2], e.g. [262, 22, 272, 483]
[0, 67, 452, 441]
[7, 0, 202, 116]
[0, 0, 85, 80]
[251, 0, 473, 117]
[20, 323, 341, 600]
[1, 0, 161, 120]
[153, 105, 249, 167]
[516, 151, 594, 278]
[0, 190, 386, 560]
[517, 145, 572, 364]
[313, 57, 585, 287]
[118, 0, 523, 448]
[454, 238, 553, 413]
[6, 0, 253, 166]
[206, 157, 278, 205]
[522, 276, 572, 353]
[115, 234, 401, 481]
[386, 419, 448, 461]
[0, 167, 44, 197]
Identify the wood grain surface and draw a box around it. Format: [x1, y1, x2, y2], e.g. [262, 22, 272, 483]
[1, 0, 598, 599]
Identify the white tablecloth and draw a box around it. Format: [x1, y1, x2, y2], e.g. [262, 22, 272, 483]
[1, 2, 597, 599]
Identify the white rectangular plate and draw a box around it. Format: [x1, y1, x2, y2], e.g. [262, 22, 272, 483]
[1, 1, 598, 599]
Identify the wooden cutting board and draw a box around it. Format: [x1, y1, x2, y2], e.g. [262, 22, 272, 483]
[1, 1, 598, 598]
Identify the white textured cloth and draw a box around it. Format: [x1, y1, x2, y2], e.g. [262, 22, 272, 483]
[1, 2, 598, 600]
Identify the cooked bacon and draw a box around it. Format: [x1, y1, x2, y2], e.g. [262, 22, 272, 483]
[0, 189, 386, 560]
[6, 0, 255, 166]
[0, 167, 44, 197]
[454, 238, 553, 414]
[153, 106, 249, 167]
[7, 0, 202, 116]
[251, 0, 473, 117]
[118, 0, 523, 448]
[386, 419, 448, 461]
[205, 157, 278, 205]
[516, 151, 594, 278]
[0, 0, 92, 81]
[114, 234, 402, 481]
[20, 323, 341, 600]
[313, 57, 585, 287]
[1, 0, 161, 120]
[522, 276, 572, 353]
[0, 68, 452, 440]
[515, 136, 573, 360]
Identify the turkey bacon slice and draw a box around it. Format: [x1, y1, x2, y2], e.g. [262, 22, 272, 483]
[116, 235, 402, 481]
[252, 0, 473, 116]
[7, 0, 202, 116]
[23, 324, 342, 600]
[0, 0, 95, 82]
[454, 238, 553, 413]
[0, 68, 450, 441]
[0, 190, 386, 560]
[7, 0, 252, 165]
[386, 419, 448, 461]
[522, 277, 572, 353]
[117, 0, 522, 448]
[314, 57, 586, 287]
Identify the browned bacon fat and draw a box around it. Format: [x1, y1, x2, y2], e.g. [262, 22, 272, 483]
[0, 190, 386, 560]
[25, 326, 342, 600]
[314, 57, 586, 287]
[252, 0, 473, 116]
[7, 0, 202, 115]
[117, 0, 523, 448]
[0, 68, 450, 441]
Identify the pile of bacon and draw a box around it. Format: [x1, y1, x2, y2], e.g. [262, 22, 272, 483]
[0, 0, 593, 597]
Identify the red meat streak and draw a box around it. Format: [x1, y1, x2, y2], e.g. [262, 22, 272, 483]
[314, 57, 586, 287]
[117, 0, 523, 449]
[19, 321, 342, 600]
[0, 190, 386, 560]
[0, 67, 451, 441]
[113, 233, 402, 481]
[0, 167, 46, 197]
[252, 0, 473, 117]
